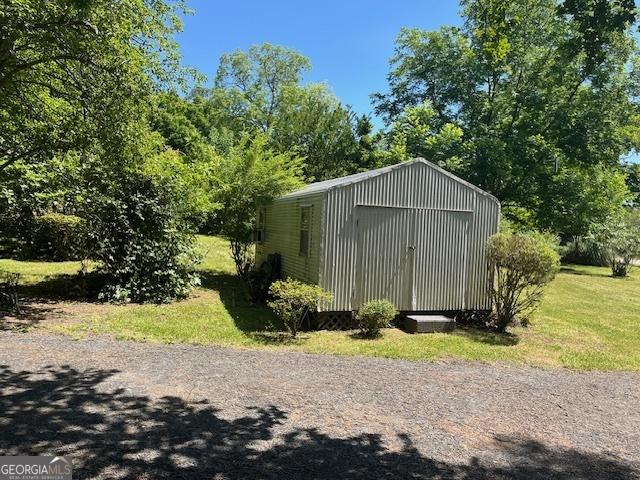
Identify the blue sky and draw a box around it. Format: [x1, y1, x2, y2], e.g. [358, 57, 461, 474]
[176, 1, 639, 163]
[176, 0, 462, 126]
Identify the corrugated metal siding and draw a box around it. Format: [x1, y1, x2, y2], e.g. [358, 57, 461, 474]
[319, 161, 499, 311]
[255, 192, 324, 284]
[412, 209, 470, 310]
[354, 206, 413, 309]
[464, 195, 500, 310]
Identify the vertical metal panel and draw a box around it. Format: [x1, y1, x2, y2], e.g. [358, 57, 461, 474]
[319, 160, 499, 311]
[412, 210, 470, 310]
[354, 206, 413, 309]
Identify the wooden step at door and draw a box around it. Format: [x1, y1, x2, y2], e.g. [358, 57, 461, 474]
[403, 315, 455, 333]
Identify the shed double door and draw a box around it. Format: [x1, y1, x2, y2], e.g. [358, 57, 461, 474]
[354, 206, 471, 311]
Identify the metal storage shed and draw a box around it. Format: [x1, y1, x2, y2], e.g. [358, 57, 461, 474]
[255, 158, 500, 316]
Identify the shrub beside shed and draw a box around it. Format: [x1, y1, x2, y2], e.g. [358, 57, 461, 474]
[255, 158, 500, 327]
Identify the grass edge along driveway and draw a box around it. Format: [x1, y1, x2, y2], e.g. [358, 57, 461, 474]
[1, 235, 639, 371]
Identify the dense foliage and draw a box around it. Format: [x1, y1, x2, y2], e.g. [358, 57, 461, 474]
[212, 135, 304, 279]
[0, 0, 206, 302]
[622, 162, 640, 207]
[374, 0, 638, 236]
[150, 44, 380, 184]
[0, 152, 86, 255]
[0, 0, 187, 173]
[268, 279, 333, 337]
[85, 173, 201, 303]
[212, 44, 364, 180]
[355, 300, 397, 337]
[487, 232, 560, 332]
[30, 213, 86, 261]
[591, 211, 640, 277]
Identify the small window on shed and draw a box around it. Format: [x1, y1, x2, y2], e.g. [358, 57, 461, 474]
[255, 207, 266, 244]
[299, 205, 312, 256]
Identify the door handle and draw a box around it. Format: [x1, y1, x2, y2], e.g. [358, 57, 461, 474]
[408, 245, 416, 250]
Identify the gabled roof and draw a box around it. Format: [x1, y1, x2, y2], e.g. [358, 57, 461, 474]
[281, 158, 499, 204]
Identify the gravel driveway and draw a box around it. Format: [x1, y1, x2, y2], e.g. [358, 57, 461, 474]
[0, 331, 638, 479]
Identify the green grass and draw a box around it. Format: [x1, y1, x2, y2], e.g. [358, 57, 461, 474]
[2, 236, 639, 370]
[0, 258, 83, 284]
[292, 265, 640, 370]
[62, 235, 276, 346]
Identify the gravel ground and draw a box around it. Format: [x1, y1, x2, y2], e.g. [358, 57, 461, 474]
[0, 331, 638, 480]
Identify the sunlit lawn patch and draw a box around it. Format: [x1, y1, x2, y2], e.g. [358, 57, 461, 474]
[3, 236, 639, 370]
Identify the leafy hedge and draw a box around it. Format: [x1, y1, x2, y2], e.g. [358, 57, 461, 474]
[85, 174, 201, 303]
[30, 213, 86, 261]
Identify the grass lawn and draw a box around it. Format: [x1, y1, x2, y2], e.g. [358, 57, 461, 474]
[1, 235, 639, 371]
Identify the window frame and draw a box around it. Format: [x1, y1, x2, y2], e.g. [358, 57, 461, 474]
[298, 205, 312, 256]
[255, 207, 266, 244]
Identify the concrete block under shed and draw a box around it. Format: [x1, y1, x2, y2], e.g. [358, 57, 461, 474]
[403, 315, 456, 333]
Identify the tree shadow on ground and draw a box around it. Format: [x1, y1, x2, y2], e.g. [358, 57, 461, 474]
[559, 266, 612, 279]
[0, 364, 636, 479]
[453, 327, 520, 346]
[348, 330, 382, 340]
[15, 272, 105, 301]
[0, 301, 61, 331]
[199, 270, 283, 338]
[0, 272, 105, 330]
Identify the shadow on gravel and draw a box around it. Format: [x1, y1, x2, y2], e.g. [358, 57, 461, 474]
[0, 365, 636, 480]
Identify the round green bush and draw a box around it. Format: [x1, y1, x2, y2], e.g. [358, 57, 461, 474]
[268, 279, 333, 337]
[356, 300, 397, 337]
[31, 213, 86, 260]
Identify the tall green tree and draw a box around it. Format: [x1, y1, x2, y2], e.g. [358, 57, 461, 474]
[385, 102, 467, 172]
[211, 43, 361, 181]
[374, 0, 638, 235]
[0, 0, 209, 302]
[214, 44, 311, 133]
[213, 134, 304, 279]
[270, 84, 360, 180]
[0, 0, 187, 173]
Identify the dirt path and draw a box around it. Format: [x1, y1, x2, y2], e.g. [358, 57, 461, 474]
[1, 331, 638, 479]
